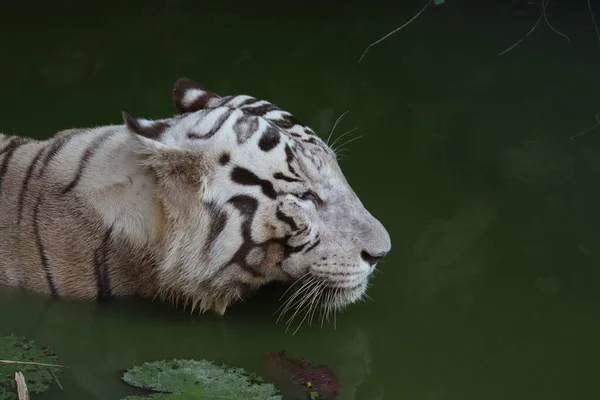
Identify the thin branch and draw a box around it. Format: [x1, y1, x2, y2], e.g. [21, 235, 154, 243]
[47, 367, 64, 391]
[569, 113, 600, 140]
[589, 0, 600, 46]
[0, 360, 66, 368]
[498, 0, 550, 56]
[358, 0, 433, 63]
[542, 0, 571, 43]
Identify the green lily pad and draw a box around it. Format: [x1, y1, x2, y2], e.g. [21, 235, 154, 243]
[121, 359, 282, 400]
[0, 335, 62, 400]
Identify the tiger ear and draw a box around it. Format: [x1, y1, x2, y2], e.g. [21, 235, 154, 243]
[172, 77, 221, 114]
[123, 112, 207, 206]
[122, 111, 169, 141]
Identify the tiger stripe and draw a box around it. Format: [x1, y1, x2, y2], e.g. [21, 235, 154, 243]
[204, 202, 228, 254]
[276, 209, 299, 231]
[62, 131, 116, 195]
[258, 126, 281, 152]
[187, 107, 232, 140]
[17, 146, 46, 225]
[273, 172, 303, 183]
[36, 133, 75, 178]
[32, 195, 59, 298]
[303, 238, 321, 253]
[0, 138, 29, 195]
[222, 194, 264, 278]
[230, 167, 277, 200]
[94, 226, 114, 300]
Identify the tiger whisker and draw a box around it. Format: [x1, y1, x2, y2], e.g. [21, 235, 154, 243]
[332, 134, 366, 154]
[290, 282, 325, 335]
[277, 276, 319, 322]
[333, 149, 350, 156]
[308, 285, 327, 326]
[291, 280, 323, 319]
[326, 110, 350, 146]
[293, 281, 325, 331]
[333, 304, 337, 330]
[275, 279, 308, 322]
[285, 280, 323, 333]
[276, 271, 310, 303]
[319, 292, 328, 327]
[287, 279, 321, 320]
[334, 151, 350, 160]
[321, 288, 335, 327]
[329, 127, 359, 153]
[291, 306, 313, 335]
[303, 281, 326, 326]
[276, 276, 316, 322]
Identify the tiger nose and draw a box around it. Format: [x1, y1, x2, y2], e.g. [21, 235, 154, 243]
[360, 250, 388, 266]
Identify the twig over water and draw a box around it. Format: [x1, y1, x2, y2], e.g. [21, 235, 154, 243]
[570, 114, 600, 140]
[0, 360, 66, 368]
[589, 0, 600, 46]
[498, 0, 550, 56]
[358, 0, 433, 63]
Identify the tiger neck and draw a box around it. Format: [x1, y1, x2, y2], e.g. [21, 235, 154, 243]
[78, 129, 212, 298]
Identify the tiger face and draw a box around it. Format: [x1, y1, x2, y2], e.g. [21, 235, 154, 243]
[124, 78, 391, 317]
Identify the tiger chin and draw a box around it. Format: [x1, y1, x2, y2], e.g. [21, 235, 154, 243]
[0, 77, 391, 321]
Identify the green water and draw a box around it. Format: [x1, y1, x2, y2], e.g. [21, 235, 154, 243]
[2, 0, 600, 398]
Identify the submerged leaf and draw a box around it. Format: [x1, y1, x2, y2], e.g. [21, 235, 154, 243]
[121, 359, 281, 400]
[0, 335, 62, 400]
[264, 351, 340, 399]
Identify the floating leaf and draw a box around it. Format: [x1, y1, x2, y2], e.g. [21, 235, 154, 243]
[0, 335, 62, 400]
[121, 359, 281, 400]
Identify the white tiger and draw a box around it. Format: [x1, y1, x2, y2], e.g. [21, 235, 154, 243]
[0, 78, 391, 320]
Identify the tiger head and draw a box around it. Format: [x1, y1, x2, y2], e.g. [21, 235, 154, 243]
[123, 78, 391, 319]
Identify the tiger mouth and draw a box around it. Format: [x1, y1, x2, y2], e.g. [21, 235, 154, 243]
[275, 279, 368, 331]
[280, 275, 368, 310]
[322, 280, 368, 301]
[313, 273, 371, 291]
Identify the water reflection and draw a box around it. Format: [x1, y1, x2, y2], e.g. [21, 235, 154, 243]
[1, 286, 382, 399]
